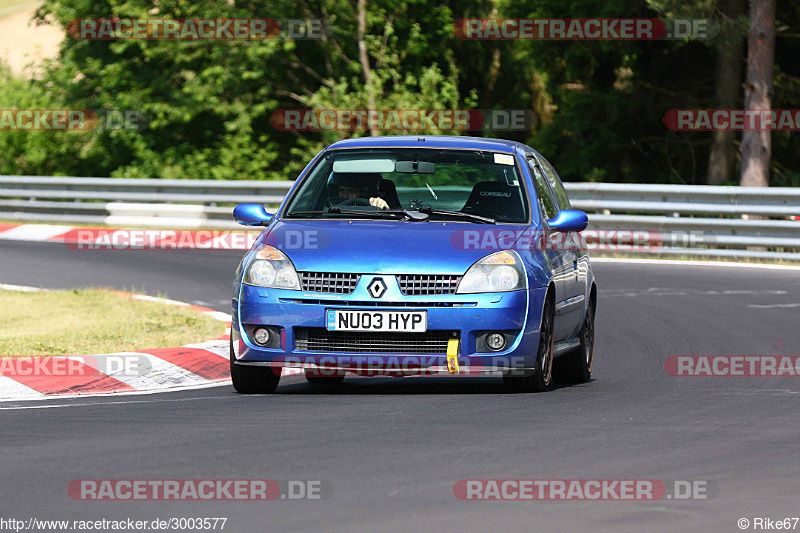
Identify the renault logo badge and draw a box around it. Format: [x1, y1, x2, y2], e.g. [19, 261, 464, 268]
[368, 278, 387, 298]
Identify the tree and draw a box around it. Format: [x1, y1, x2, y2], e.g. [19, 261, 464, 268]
[15, 0, 796, 184]
[0, 64, 88, 176]
[33, 0, 477, 178]
[740, 0, 776, 187]
[707, 0, 745, 185]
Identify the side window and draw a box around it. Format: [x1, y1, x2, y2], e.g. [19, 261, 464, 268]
[538, 156, 571, 210]
[527, 158, 557, 220]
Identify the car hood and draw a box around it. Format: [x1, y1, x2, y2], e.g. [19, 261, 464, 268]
[259, 219, 528, 274]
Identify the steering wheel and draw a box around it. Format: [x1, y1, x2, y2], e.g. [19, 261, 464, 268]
[337, 198, 379, 209]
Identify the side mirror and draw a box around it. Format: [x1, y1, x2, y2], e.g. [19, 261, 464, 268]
[233, 203, 273, 226]
[547, 209, 588, 232]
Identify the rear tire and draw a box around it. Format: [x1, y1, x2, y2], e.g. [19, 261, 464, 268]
[230, 338, 280, 393]
[553, 296, 595, 384]
[305, 374, 346, 385]
[503, 292, 554, 393]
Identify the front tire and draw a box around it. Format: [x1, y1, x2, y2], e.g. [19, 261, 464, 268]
[503, 292, 554, 393]
[230, 339, 280, 393]
[553, 296, 595, 384]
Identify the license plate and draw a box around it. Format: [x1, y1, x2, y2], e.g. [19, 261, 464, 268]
[326, 310, 427, 332]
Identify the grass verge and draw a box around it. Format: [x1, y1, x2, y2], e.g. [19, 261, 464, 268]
[0, 288, 226, 357]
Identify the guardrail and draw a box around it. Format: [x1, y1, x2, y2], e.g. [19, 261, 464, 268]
[565, 183, 800, 260]
[1, 176, 799, 260]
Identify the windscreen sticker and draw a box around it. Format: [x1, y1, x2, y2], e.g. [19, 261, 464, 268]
[494, 153, 515, 166]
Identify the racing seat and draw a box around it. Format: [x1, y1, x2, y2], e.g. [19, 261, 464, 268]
[461, 181, 525, 222]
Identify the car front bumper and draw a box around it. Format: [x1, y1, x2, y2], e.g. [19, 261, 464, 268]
[231, 281, 547, 375]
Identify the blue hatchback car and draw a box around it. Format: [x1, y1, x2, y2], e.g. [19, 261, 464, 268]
[231, 136, 596, 393]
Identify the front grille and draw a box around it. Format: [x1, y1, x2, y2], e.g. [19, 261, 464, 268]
[295, 328, 453, 354]
[397, 274, 462, 296]
[299, 272, 360, 294]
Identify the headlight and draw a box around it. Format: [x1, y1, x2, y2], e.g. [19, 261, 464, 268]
[456, 251, 526, 293]
[244, 245, 301, 290]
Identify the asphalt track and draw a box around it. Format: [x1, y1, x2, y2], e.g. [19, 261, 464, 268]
[1, 240, 799, 533]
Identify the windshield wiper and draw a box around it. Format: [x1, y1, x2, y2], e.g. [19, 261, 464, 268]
[418, 206, 496, 224]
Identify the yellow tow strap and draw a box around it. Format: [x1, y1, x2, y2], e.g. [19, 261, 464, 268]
[446, 338, 460, 374]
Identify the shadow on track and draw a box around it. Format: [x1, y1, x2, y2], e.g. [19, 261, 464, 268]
[229, 376, 595, 395]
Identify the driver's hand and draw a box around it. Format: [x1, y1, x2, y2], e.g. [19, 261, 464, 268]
[369, 197, 389, 210]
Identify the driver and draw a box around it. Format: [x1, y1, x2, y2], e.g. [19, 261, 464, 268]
[328, 173, 389, 210]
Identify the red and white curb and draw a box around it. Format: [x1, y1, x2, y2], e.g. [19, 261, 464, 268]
[0, 223, 260, 250]
[0, 284, 299, 401]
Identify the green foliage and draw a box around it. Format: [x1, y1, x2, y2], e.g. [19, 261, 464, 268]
[0, 64, 87, 175]
[0, 0, 795, 184]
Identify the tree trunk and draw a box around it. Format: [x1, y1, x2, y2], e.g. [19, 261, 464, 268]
[739, 0, 776, 187]
[707, 0, 744, 185]
[357, 0, 379, 137]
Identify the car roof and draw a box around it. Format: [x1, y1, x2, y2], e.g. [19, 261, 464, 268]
[326, 135, 525, 154]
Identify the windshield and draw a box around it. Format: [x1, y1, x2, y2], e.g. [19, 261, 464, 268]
[283, 148, 529, 224]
